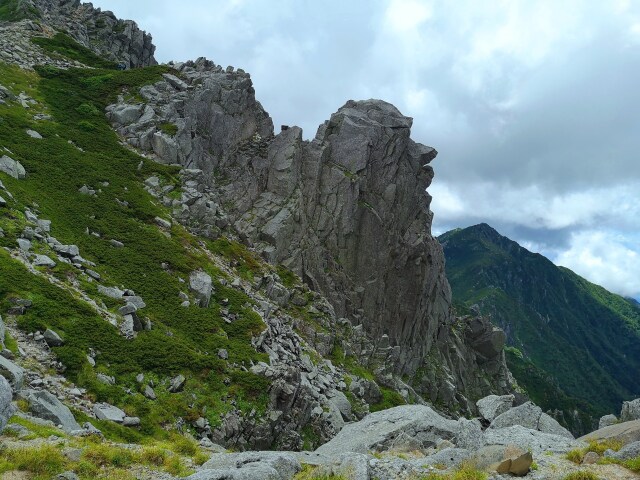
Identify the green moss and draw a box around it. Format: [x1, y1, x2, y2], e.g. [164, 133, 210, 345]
[370, 387, 406, 412]
[159, 122, 179, 136]
[276, 264, 298, 288]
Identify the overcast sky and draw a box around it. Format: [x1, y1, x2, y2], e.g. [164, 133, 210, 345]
[92, 0, 640, 299]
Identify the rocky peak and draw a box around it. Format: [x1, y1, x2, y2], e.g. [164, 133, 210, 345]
[8, 0, 157, 68]
[108, 70, 513, 412]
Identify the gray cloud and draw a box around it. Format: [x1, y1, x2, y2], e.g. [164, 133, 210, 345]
[91, 0, 640, 298]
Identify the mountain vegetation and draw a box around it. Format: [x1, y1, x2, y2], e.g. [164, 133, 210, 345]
[440, 223, 640, 433]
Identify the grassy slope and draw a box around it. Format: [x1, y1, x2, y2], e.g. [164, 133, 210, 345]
[440, 224, 640, 429]
[0, 57, 273, 441]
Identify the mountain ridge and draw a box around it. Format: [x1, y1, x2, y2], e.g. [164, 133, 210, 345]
[440, 222, 640, 433]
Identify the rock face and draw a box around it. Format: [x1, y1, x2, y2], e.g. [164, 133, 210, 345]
[108, 59, 512, 412]
[0, 375, 15, 432]
[10, 0, 156, 68]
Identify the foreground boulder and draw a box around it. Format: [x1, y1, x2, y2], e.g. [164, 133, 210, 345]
[484, 425, 581, 455]
[26, 389, 81, 432]
[315, 405, 458, 456]
[489, 401, 573, 438]
[189, 451, 301, 480]
[0, 375, 15, 432]
[580, 420, 640, 446]
[474, 444, 533, 476]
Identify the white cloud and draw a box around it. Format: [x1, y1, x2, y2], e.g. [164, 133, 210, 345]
[555, 230, 640, 298]
[430, 181, 640, 231]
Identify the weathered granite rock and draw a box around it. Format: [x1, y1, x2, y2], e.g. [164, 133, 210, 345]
[0, 356, 25, 391]
[109, 69, 513, 412]
[0, 375, 15, 432]
[489, 402, 573, 438]
[189, 270, 213, 307]
[169, 374, 186, 392]
[580, 420, 640, 446]
[191, 451, 301, 480]
[621, 398, 640, 422]
[477, 394, 514, 422]
[43, 328, 64, 347]
[26, 389, 81, 432]
[605, 440, 640, 461]
[0, 155, 26, 179]
[33, 254, 56, 267]
[93, 403, 126, 423]
[599, 414, 618, 429]
[484, 425, 581, 455]
[8, 0, 157, 68]
[315, 405, 458, 456]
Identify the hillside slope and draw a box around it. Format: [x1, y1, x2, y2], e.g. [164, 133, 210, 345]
[439, 223, 640, 432]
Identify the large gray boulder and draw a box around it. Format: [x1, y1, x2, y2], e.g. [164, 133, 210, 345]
[484, 425, 581, 455]
[315, 405, 458, 456]
[26, 390, 81, 432]
[93, 403, 126, 423]
[599, 414, 618, 429]
[43, 329, 64, 347]
[0, 375, 15, 432]
[605, 440, 640, 461]
[0, 355, 25, 391]
[190, 451, 301, 480]
[189, 270, 213, 307]
[621, 398, 640, 422]
[580, 420, 640, 446]
[489, 401, 573, 438]
[0, 155, 26, 179]
[477, 394, 514, 422]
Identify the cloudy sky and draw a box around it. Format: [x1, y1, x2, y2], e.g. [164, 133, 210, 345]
[92, 0, 640, 299]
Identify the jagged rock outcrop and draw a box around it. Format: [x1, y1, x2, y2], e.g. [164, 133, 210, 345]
[7, 0, 156, 68]
[108, 59, 513, 413]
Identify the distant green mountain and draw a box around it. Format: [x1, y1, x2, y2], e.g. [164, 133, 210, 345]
[439, 223, 640, 433]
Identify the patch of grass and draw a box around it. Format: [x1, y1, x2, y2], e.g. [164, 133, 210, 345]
[208, 237, 264, 280]
[3, 330, 18, 353]
[624, 456, 640, 472]
[159, 122, 179, 136]
[566, 439, 623, 464]
[566, 448, 585, 464]
[561, 472, 600, 480]
[276, 264, 298, 288]
[6, 415, 66, 440]
[32, 33, 118, 69]
[421, 462, 488, 480]
[370, 386, 406, 412]
[294, 465, 351, 480]
[0, 444, 67, 477]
